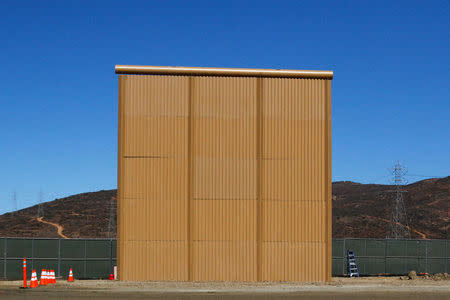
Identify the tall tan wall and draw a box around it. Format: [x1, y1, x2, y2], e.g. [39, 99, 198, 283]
[117, 68, 332, 282]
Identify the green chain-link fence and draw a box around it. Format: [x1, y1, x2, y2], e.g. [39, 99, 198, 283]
[1, 238, 448, 279]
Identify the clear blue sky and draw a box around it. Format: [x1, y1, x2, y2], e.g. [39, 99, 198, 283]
[0, 1, 448, 213]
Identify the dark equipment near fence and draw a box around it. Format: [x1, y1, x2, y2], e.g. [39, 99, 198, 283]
[0, 237, 447, 280]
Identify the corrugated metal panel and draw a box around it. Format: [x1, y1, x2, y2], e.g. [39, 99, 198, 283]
[118, 75, 189, 281]
[260, 78, 328, 281]
[117, 67, 332, 282]
[191, 76, 258, 281]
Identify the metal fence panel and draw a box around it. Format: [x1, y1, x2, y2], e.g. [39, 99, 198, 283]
[33, 259, 58, 276]
[87, 260, 111, 278]
[60, 240, 85, 259]
[1, 238, 4, 280]
[60, 260, 85, 279]
[332, 239, 344, 257]
[0, 238, 447, 279]
[428, 240, 446, 257]
[7, 239, 33, 258]
[428, 258, 446, 274]
[86, 240, 110, 258]
[417, 240, 427, 257]
[332, 258, 344, 275]
[34, 239, 58, 259]
[386, 240, 405, 257]
[0, 259, 3, 279]
[386, 257, 405, 274]
[366, 240, 385, 257]
[358, 257, 385, 275]
[418, 258, 427, 273]
[112, 240, 117, 258]
[345, 239, 366, 256]
[6, 259, 27, 280]
[405, 257, 419, 274]
[0, 239, 4, 258]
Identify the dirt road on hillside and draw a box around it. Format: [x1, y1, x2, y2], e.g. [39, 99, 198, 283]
[36, 217, 68, 239]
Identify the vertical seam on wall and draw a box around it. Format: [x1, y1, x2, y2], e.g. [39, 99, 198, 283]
[117, 75, 124, 280]
[324, 79, 328, 280]
[256, 77, 263, 281]
[187, 76, 194, 281]
[324, 80, 332, 281]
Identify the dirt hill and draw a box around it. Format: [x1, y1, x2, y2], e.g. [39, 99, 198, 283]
[0, 177, 448, 239]
[333, 176, 449, 239]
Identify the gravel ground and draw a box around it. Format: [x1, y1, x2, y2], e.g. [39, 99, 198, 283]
[0, 277, 449, 299]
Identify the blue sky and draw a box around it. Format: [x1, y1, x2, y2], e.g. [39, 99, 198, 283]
[0, 1, 448, 213]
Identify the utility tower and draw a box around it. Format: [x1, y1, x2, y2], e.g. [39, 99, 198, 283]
[389, 161, 410, 239]
[107, 196, 116, 238]
[12, 191, 17, 215]
[37, 189, 44, 218]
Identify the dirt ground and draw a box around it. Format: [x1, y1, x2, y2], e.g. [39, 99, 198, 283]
[0, 277, 449, 299]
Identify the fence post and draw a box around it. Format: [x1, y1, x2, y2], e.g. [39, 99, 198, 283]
[3, 238, 6, 279]
[364, 239, 367, 275]
[57, 239, 61, 277]
[110, 239, 113, 275]
[31, 239, 34, 271]
[342, 238, 345, 276]
[84, 240, 87, 278]
[384, 239, 387, 275]
[417, 240, 420, 273]
[405, 239, 408, 274]
[446, 240, 448, 273]
[425, 240, 428, 274]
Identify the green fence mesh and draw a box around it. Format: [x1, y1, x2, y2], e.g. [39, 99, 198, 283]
[2, 238, 116, 280]
[332, 238, 449, 276]
[1, 238, 448, 279]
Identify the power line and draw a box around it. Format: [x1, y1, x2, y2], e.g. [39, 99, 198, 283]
[406, 174, 444, 178]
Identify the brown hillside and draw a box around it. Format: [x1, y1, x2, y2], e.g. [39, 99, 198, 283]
[0, 190, 116, 238]
[333, 176, 449, 239]
[0, 177, 448, 239]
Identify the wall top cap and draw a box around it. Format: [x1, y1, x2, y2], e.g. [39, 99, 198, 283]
[115, 65, 333, 79]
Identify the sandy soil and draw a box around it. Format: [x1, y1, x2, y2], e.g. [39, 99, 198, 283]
[0, 277, 449, 299]
[36, 217, 68, 239]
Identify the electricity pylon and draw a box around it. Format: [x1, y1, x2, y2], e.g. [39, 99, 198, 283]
[107, 196, 116, 238]
[12, 191, 17, 215]
[389, 161, 410, 239]
[37, 189, 44, 218]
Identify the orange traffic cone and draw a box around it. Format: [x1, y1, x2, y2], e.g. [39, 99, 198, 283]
[45, 269, 50, 285]
[68, 268, 74, 282]
[40, 269, 47, 286]
[44, 269, 49, 285]
[30, 270, 38, 288]
[51, 269, 56, 284]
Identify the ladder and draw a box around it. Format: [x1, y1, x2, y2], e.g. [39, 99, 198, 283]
[347, 250, 360, 277]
